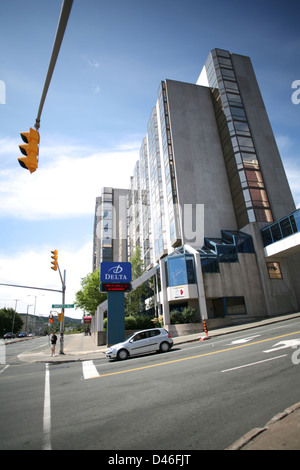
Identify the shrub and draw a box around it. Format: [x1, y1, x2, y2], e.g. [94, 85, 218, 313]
[133, 315, 154, 330]
[181, 306, 196, 323]
[170, 307, 196, 324]
[103, 315, 160, 331]
[124, 315, 137, 330]
[170, 310, 182, 324]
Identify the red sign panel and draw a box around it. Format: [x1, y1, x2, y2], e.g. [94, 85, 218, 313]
[101, 282, 131, 292]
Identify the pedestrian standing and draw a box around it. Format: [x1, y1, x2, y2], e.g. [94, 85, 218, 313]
[50, 332, 57, 357]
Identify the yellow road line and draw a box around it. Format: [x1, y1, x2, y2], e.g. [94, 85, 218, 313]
[97, 330, 300, 378]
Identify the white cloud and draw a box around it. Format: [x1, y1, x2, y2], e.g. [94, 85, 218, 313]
[81, 55, 100, 69]
[0, 136, 140, 321]
[0, 138, 139, 220]
[0, 241, 93, 319]
[276, 135, 293, 153]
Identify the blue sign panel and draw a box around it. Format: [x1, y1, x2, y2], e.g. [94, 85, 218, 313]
[100, 262, 132, 283]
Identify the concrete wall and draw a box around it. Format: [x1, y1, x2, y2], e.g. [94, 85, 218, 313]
[165, 79, 238, 242]
[287, 253, 300, 308]
[203, 253, 267, 318]
[242, 223, 299, 316]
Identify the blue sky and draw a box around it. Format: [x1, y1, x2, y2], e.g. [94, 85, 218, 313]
[0, 0, 299, 319]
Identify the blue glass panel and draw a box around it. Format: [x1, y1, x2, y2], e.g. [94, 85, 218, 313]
[168, 256, 187, 286]
[291, 210, 300, 232]
[201, 257, 220, 273]
[186, 257, 196, 283]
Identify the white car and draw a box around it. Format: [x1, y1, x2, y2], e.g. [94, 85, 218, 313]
[106, 328, 173, 360]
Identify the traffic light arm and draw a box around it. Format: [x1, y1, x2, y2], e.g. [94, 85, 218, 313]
[35, 0, 74, 130]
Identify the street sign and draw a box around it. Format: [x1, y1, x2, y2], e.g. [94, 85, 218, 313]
[52, 304, 74, 308]
[100, 262, 132, 283]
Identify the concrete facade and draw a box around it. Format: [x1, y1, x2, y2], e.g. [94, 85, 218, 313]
[165, 80, 238, 241]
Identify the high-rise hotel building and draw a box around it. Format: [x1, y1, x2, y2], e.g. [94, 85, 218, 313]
[94, 49, 300, 336]
[93, 187, 129, 269]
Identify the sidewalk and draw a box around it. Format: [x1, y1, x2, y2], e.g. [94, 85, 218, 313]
[17, 312, 300, 450]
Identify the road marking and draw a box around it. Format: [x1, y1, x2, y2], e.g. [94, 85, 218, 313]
[97, 330, 300, 379]
[43, 363, 51, 451]
[263, 339, 300, 353]
[228, 335, 260, 344]
[82, 360, 100, 379]
[0, 365, 9, 375]
[221, 354, 287, 372]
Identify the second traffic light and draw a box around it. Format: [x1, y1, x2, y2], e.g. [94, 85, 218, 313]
[51, 250, 58, 271]
[18, 127, 39, 174]
[57, 311, 64, 322]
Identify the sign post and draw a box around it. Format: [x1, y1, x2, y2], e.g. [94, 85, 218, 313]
[100, 262, 132, 346]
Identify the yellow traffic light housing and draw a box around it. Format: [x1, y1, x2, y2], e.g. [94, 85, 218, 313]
[57, 311, 64, 322]
[51, 250, 58, 271]
[18, 127, 39, 174]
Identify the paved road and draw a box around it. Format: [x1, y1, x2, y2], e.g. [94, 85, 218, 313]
[1, 317, 300, 451]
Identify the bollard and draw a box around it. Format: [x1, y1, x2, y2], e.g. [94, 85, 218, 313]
[199, 320, 210, 341]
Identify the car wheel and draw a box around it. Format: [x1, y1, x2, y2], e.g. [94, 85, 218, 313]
[117, 349, 129, 360]
[159, 341, 170, 353]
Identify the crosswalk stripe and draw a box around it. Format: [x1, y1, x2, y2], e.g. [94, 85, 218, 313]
[82, 360, 100, 379]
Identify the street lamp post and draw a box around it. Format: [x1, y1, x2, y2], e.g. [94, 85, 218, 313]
[25, 305, 33, 331]
[50, 250, 66, 355]
[59, 270, 66, 355]
[27, 294, 44, 333]
[12, 299, 19, 333]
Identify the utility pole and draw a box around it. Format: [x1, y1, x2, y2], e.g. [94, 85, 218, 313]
[51, 249, 66, 355]
[59, 269, 66, 355]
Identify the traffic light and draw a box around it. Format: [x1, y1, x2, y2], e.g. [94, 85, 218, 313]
[57, 311, 63, 322]
[18, 127, 39, 174]
[51, 250, 58, 271]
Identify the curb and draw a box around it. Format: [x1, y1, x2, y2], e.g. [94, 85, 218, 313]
[226, 402, 300, 450]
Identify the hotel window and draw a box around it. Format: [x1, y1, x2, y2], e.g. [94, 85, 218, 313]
[267, 262, 283, 279]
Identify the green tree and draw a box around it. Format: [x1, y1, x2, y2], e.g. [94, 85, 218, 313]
[125, 247, 148, 316]
[0, 308, 23, 336]
[74, 268, 107, 316]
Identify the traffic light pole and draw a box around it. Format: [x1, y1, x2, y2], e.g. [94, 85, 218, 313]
[35, 0, 74, 131]
[57, 267, 66, 355]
